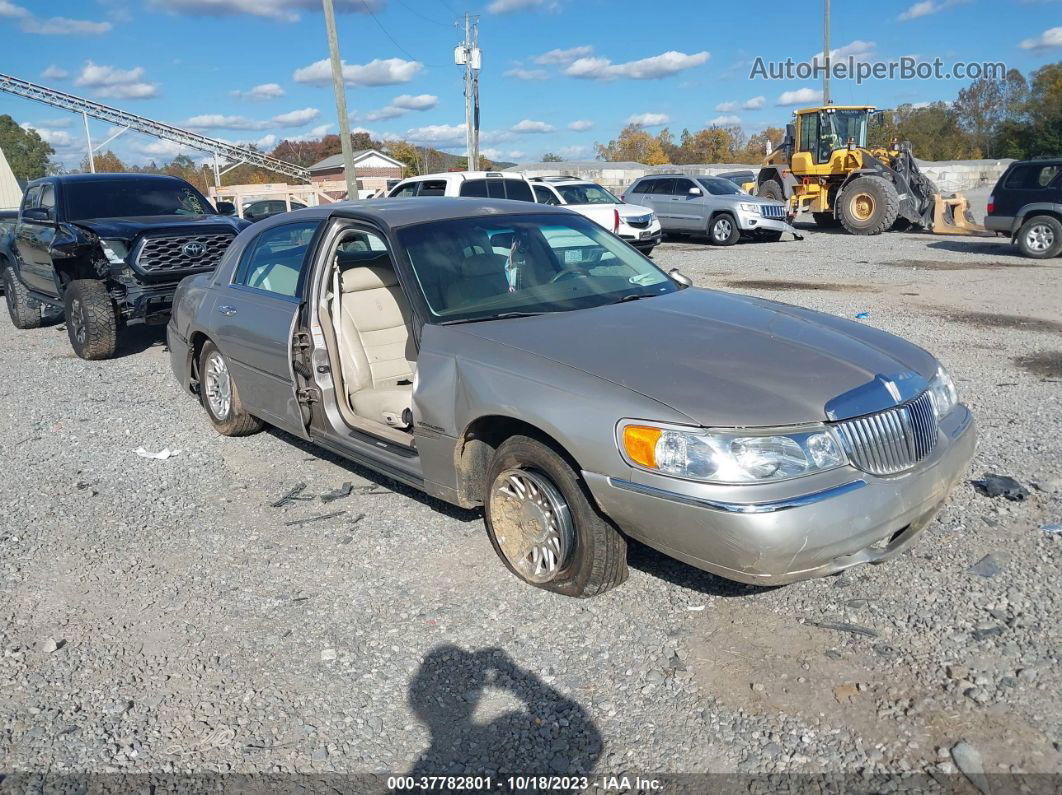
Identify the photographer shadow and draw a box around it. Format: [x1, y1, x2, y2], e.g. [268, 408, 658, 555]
[407, 645, 603, 781]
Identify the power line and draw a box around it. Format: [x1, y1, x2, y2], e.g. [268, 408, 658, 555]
[356, 0, 449, 67]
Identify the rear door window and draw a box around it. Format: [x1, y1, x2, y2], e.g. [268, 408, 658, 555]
[1004, 164, 1060, 190]
[504, 179, 534, 202]
[417, 180, 448, 197]
[233, 221, 320, 298]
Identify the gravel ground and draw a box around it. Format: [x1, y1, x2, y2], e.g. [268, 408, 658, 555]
[0, 217, 1059, 787]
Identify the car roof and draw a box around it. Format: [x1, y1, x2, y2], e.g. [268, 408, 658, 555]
[30, 173, 193, 186]
[250, 197, 574, 234]
[400, 171, 528, 181]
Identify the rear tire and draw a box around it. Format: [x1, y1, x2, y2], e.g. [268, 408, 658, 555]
[64, 280, 117, 360]
[198, 340, 264, 436]
[484, 435, 628, 598]
[1016, 215, 1062, 259]
[708, 213, 741, 246]
[838, 176, 899, 236]
[812, 212, 840, 228]
[3, 265, 42, 330]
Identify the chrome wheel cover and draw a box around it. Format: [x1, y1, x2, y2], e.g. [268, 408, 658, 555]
[69, 298, 86, 345]
[714, 218, 733, 239]
[489, 468, 574, 584]
[204, 351, 232, 419]
[1025, 224, 1055, 253]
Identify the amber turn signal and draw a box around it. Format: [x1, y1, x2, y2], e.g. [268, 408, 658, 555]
[622, 425, 661, 469]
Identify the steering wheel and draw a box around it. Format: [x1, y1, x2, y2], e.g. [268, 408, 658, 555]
[549, 266, 591, 284]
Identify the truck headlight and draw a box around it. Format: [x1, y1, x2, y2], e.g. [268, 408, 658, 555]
[927, 366, 958, 419]
[620, 422, 847, 483]
[100, 239, 129, 265]
[739, 202, 761, 213]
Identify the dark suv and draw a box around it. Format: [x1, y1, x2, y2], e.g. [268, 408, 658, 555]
[985, 158, 1062, 258]
[3, 173, 247, 359]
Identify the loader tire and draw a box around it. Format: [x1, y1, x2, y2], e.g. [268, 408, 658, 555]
[757, 179, 785, 202]
[838, 176, 899, 236]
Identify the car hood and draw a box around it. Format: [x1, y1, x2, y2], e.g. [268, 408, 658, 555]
[617, 203, 653, 218]
[72, 214, 246, 239]
[452, 287, 939, 427]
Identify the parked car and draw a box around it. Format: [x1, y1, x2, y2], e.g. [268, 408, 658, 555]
[387, 171, 537, 202]
[0, 209, 17, 295]
[716, 170, 757, 193]
[2, 173, 248, 359]
[168, 197, 975, 597]
[530, 177, 662, 254]
[984, 157, 1062, 259]
[624, 174, 792, 245]
[243, 199, 307, 224]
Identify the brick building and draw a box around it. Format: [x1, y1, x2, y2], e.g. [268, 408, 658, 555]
[308, 149, 405, 198]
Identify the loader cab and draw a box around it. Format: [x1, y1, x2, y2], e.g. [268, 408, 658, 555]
[794, 106, 873, 167]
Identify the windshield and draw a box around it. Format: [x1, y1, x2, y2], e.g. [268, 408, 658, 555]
[64, 179, 215, 221]
[823, 110, 868, 151]
[697, 177, 742, 196]
[555, 183, 621, 205]
[399, 213, 677, 324]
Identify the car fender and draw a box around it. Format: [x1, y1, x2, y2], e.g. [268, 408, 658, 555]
[1013, 202, 1062, 233]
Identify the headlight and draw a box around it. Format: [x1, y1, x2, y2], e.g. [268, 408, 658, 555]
[100, 239, 129, 265]
[620, 422, 848, 484]
[927, 366, 958, 418]
[739, 202, 761, 213]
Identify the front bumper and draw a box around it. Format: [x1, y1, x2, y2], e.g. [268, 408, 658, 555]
[619, 219, 663, 248]
[736, 209, 793, 235]
[583, 405, 976, 585]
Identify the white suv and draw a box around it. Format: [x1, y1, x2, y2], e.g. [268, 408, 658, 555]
[386, 171, 538, 203]
[529, 177, 662, 254]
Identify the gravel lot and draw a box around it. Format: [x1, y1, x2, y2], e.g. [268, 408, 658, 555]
[1, 213, 1059, 786]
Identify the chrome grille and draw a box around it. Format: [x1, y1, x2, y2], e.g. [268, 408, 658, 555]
[833, 391, 938, 475]
[134, 232, 235, 274]
[624, 214, 652, 229]
[759, 204, 786, 219]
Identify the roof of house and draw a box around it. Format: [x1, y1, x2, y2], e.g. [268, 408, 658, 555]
[308, 149, 404, 173]
[0, 145, 24, 210]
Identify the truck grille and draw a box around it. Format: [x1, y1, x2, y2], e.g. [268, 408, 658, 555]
[759, 204, 786, 219]
[624, 214, 652, 229]
[134, 233, 235, 274]
[833, 391, 938, 475]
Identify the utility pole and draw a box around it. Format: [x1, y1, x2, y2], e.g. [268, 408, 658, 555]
[455, 13, 480, 171]
[322, 0, 358, 200]
[823, 0, 831, 105]
[82, 112, 95, 173]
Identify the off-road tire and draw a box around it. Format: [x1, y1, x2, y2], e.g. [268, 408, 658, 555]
[812, 212, 841, 228]
[3, 265, 42, 330]
[757, 179, 785, 202]
[484, 435, 628, 598]
[708, 213, 741, 246]
[1016, 215, 1062, 259]
[757, 230, 784, 243]
[838, 176, 899, 236]
[198, 340, 264, 436]
[63, 280, 118, 360]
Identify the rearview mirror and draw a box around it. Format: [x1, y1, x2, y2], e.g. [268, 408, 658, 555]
[688, 186, 702, 196]
[668, 268, 692, 288]
[490, 232, 515, 250]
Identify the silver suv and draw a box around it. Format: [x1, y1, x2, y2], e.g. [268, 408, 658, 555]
[624, 174, 792, 246]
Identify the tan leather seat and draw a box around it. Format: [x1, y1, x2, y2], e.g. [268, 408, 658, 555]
[337, 260, 416, 427]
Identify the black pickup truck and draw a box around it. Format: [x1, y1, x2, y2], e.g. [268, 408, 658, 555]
[2, 173, 247, 359]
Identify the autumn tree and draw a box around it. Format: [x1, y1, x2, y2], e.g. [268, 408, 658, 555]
[954, 69, 1028, 157]
[83, 150, 127, 173]
[595, 124, 669, 165]
[0, 115, 53, 181]
[385, 140, 421, 176]
[1025, 62, 1062, 157]
[541, 152, 563, 162]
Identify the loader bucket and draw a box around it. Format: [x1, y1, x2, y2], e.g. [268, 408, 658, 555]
[931, 193, 992, 236]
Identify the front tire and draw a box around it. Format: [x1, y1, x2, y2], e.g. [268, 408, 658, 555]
[64, 280, 118, 360]
[1016, 215, 1062, 259]
[484, 435, 628, 597]
[3, 265, 42, 330]
[198, 341, 263, 436]
[838, 176, 899, 236]
[708, 213, 741, 246]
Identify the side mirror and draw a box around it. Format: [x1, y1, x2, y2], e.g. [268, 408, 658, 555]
[688, 186, 702, 196]
[215, 201, 236, 216]
[668, 268, 692, 288]
[22, 207, 53, 222]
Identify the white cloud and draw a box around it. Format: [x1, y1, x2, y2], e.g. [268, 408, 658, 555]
[742, 96, 766, 110]
[777, 87, 823, 106]
[628, 112, 670, 127]
[511, 119, 554, 133]
[565, 50, 709, 80]
[558, 145, 588, 158]
[22, 16, 112, 35]
[714, 101, 738, 112]
[480, 147, 504, 160]
[504, 68, 549, 80]
[41, 65, 69, 80]
[21, 123, 77, 150]
[568, 119, 593, 131]
[1020, 26, 1062, 50]
[75, 61, 158, 99]
[404, 123, 467, 146]
[183, 114, 273, 131]
[897, 0, 969, 21]
[812, 39, 876, 65]
[533, 45, 593, 65]
[232, 82, 286, 101]
[293, 57, 422, 87]
[487, 0, 555, 13]
[392, 93, 437, 110]
[507, 150, 526, 159]
[154, 0, 382, 23]
[363, 106, 406, 122]
[271, 107, 320, 126]
[0, 2, 29, 18]
[709, 114, 742, 127]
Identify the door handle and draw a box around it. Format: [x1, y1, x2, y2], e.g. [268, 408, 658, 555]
[217, 305, 237, 316]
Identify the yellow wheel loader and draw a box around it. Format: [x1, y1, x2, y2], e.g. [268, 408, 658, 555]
[755, 105, 986, 236]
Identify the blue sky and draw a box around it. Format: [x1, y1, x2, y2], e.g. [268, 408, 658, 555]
[1, 0, 1059, 167]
